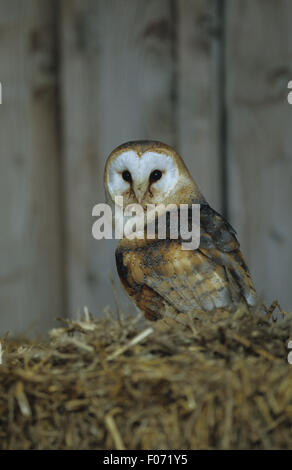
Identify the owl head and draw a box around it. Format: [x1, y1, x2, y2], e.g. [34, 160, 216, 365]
[104, 140, 204, 210]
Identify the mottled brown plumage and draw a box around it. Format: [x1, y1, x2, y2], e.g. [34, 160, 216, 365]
[104, 140, 257, 323]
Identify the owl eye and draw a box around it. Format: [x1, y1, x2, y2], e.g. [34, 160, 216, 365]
[122, 170, 132, 183]
[149, 169, 162, 183]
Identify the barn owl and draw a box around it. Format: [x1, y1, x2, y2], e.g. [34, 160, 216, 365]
[104, 140, 257, 323]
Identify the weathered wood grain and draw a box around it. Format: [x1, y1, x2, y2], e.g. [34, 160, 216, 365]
[2, 0, 292, 332]
[60, 0, 176, 316]
[177, 0, 222, 211]
[226, 0, 292, 309]
[0, 0, 63, 334]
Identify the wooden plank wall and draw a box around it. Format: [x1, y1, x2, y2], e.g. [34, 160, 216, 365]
[0, 0, 291, 335]
[60, 0, 176, 318]
[177, 0, 221, 211]
[0, 0, 63, 335]
[60, 0, 221, 319]
[226, 0, 292, 308]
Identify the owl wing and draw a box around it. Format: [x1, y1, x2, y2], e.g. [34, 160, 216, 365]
[116, 204, 257, 321]
[198, 204, 257, 307]
[116, 247, 167, 321]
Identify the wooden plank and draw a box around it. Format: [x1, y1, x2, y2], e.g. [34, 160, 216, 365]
[0, 0, 63, 335]
[226, 0, 292, 309]
[60, 0, 175, 316]
[177, 0, 222, 211]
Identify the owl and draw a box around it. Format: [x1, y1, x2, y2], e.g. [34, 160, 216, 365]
[104, 140, 257, 323]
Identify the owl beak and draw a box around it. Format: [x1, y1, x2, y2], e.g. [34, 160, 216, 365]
[133, 182, 148, 204]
